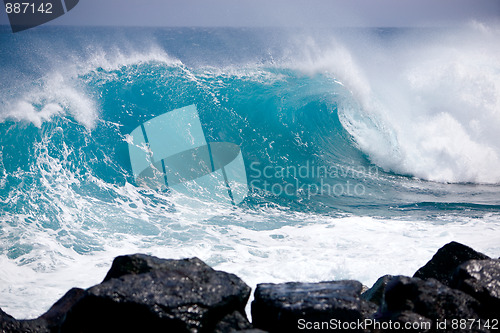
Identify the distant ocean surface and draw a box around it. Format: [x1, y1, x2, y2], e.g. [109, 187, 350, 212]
[1, 25, 499, 319]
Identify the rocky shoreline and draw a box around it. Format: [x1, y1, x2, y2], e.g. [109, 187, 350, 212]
[1, 241, 498, 332]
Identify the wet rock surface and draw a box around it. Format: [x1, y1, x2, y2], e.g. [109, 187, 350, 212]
[361, 274, 393, 306]
[251, 280, 377, 332]
[378, 276, 482, 324]
[61, 255, 252, 333]
[452, 259, 500, 318]
[414, 241, 490, 286]
[0, 307, 50, 333]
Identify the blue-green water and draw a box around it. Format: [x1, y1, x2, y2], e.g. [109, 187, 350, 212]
[1, 26, 499, 318]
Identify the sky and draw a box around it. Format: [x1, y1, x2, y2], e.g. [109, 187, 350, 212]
[1, 0, 499, 28]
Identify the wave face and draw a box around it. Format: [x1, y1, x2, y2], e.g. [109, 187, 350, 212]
[1, 26, 500, 318]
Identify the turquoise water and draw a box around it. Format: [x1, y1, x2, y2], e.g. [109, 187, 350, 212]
[1, 26, 499, 318]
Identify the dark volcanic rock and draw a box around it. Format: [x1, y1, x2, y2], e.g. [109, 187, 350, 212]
[0, 308, 49, 333]
[102, 253, 174, 282]
[452, 259, 500, 318]
[361, 274, 393, 306]
[39, 287, 85, 329]
[251, 280, 377, 333]
[380, 276, 486, 332]
[60, 255, 251, 333]
[213, 311, 253, 333]
[414, 241, 489, 286]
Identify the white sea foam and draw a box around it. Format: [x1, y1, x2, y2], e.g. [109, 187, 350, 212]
[0, 46, 181, 130]
[1, 208, 499, 319]
[79, 45, 182, 76]
[0, 72, 97, 129]
[291, 24, 500, 184]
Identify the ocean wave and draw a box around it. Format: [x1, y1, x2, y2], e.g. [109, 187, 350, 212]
[1, 26, 499, 319]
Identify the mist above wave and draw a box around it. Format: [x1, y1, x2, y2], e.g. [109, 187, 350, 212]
[290, 23, 500, 184]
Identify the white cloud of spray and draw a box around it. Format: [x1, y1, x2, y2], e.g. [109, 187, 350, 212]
[289, 22, 500, 184]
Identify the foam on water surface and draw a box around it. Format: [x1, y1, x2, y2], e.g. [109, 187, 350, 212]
[1, 211, 499, 319]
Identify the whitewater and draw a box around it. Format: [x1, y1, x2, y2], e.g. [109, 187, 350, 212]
[0, 24, 499, 319]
